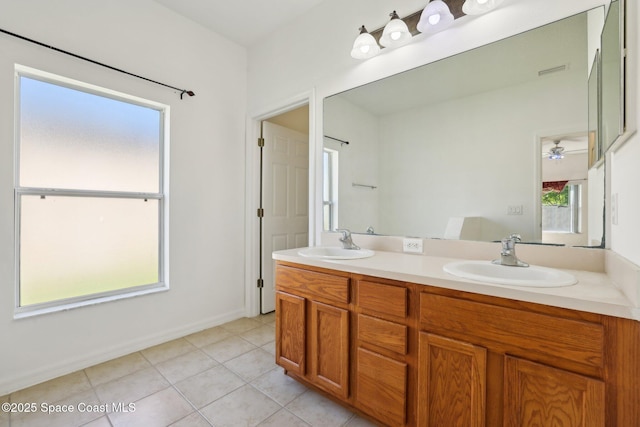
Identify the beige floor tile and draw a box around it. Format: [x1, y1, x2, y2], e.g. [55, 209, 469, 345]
[219, 317, 262, 334]
[261, 340, 276, 356]
[0, 394, 9, 427]
[224, 348, 277, 381]
[94, 367, 169, 407]
[108, 387, 193, 427]
[201, 336, 256, 362]
[200, 384, 280, 427]
[251, 367, 308, 406]
[183, 326, 232, 348]
[85, 353, 151, 386]
[258, 408, 311, 426]
[175, 365, 244, 409]
[286, 390, 355, 427]
[344, 415, 378, 426]
[141, 338, 196, 365]
[10, 370, 92, 405]
[155, 350, 217, 384]
[240, 324, 276, 347]
[11, 389, 102, 427]
[80, 416, 112, 427]
[169, 411, 212, 427]
[256, 312, 275, 325]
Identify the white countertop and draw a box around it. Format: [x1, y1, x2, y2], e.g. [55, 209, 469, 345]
[273, 248, 640, 321]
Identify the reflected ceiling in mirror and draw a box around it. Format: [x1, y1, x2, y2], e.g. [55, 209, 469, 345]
[323, 9, 605, 246]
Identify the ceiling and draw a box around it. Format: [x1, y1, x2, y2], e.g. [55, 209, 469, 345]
[153, 0, 327, 47]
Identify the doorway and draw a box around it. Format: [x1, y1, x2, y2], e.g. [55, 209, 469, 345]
[257, 105, 310, 313]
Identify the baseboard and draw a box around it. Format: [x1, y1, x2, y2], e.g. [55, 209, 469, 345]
[0, 308, 246, 395]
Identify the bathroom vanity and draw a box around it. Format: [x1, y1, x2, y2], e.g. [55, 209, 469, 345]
[272, 249, 640, 427]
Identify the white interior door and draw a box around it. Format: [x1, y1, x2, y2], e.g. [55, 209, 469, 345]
[261, 121, 309, 313]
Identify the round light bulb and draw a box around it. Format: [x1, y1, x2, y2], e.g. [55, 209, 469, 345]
[360, 45, 370, 54]
[478, 0, 489, 4]
[428, 14, 441, 25]
[391, 31, 402, 41]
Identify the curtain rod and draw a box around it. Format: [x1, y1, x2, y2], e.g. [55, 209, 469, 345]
[324, 135, 349, 145]
[0, 27, 195, 100]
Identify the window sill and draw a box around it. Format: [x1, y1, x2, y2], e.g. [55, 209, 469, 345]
[14, 283, 169, 319]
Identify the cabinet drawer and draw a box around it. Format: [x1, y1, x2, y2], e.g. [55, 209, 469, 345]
[358, 314, 408, 355]
[276, 264, 350, 304]
[357, 280, 407, 318]
[420, 293, 604, 374]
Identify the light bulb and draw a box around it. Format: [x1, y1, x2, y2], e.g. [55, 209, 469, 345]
[478, 0, 488, 4]
[379, 10, 412, 47]
[351, 25, 380, 59]
[417, 1, 454, 34]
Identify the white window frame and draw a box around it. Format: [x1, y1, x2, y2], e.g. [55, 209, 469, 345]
[14, 65, 170, 318]
[323, 148, 339, 231]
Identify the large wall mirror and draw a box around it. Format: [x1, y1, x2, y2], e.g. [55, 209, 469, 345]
[323, 6, 622, 247]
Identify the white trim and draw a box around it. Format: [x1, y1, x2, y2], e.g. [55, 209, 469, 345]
[244, 90, 315, 317]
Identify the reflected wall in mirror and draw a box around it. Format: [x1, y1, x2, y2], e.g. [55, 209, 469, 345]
[600, 0, 624, 152]
[323, 8, 607, 245]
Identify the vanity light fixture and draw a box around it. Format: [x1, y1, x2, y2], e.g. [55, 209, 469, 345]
[417, 0, 454, 34]
[351, 1, 504, 60]
[351, 25, 381, 59]
[379, 11, 413, 47]
[462, 0, 504, 16]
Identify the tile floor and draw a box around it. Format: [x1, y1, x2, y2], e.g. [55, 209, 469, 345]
[0, 314, 376, 427]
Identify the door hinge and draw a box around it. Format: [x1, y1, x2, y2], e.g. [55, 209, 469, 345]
[257, 278, 264, 288]
[258, 137, 265, 147]
[257, 208, 264, 218]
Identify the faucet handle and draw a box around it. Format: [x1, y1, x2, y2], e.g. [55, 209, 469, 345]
[336, 229, 350, 239]
[508, 234, 522, 242]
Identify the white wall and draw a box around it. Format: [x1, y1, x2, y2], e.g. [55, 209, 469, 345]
[609, 0, 640, 266]
[0, 0, 247, 394]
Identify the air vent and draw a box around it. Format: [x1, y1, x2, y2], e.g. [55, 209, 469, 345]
[538, 64, 567, 76]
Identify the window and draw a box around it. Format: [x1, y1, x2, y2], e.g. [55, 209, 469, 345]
[541, 182, 582, 233]
[323, 148, 338, 231]
[15, 66, 168, 315]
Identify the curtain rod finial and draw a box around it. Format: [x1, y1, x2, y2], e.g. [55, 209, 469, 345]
[180, 90, 195, 99]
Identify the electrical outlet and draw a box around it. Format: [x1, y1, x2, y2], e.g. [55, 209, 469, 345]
[507, 205, 523, 215]
[611, 193, 619, 225]
[403, 238, 423, 254]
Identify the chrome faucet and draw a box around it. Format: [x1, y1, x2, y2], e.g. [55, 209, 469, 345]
[492, 234, 529, 267]
[336, 229, 360, 250]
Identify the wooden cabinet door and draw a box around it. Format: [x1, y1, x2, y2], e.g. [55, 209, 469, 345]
[275, 291, 306, 375]
[504, 356, 604, 427]
[418, 332, 487, 427]
[356, 347, 407, 426]
[309, 300, 349, 398]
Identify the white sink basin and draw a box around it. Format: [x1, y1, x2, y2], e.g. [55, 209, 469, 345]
[443, 260, 577, 288]
[298, 246, 375, 260]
